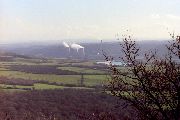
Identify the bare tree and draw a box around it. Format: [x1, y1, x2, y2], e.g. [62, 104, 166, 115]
[105, 35, 180, 120]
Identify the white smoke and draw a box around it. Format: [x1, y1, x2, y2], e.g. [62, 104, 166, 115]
[62, 42, 85, 55]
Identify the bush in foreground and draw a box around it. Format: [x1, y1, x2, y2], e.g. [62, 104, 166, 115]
[0, 89, 136, 120]
[106, 35, 180, 120]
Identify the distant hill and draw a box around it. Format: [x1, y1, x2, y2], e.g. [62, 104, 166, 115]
[0, 50, 31, 61]
[0, 40, 170, 60]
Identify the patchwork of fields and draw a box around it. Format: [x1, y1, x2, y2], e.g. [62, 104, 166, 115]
[0, 58, 110, 91]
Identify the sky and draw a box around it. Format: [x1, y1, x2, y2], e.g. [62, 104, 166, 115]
[0, 0, 180, 43]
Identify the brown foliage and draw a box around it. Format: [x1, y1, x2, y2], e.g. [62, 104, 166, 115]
[106, 35, 180, 120]
[0, 89, 135, 120]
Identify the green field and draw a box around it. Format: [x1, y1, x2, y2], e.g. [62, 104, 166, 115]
[0, 70, 108, 86]
[0, 58, 109, 91]
[0, 83, 93, 91]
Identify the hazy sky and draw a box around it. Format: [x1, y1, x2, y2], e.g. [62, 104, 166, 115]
[0, 0, 180, 43]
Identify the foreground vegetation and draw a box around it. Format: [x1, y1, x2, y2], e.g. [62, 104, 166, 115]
[106, 35, 180, 120]
[0, 89, 136, 120]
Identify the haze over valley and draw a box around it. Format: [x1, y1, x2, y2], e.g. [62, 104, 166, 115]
[0, 40, 169, 60]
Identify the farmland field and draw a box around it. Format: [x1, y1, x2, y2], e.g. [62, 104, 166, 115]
[57, 66, 106, 74]
[0, 58, 110, 91]
[0, 57, 138, 119]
